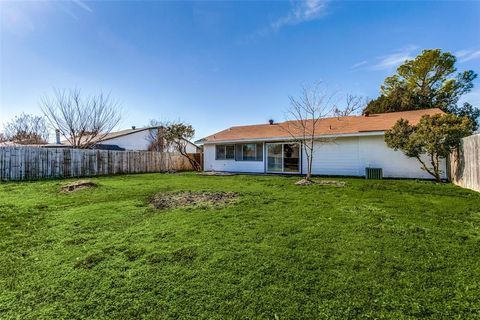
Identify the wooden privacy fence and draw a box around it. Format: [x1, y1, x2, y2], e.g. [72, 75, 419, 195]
[450, 134, 480, 192]
[0, 147, 195, 181]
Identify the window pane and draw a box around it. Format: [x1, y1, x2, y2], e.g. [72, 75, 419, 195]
[242, 144, 256, 161]
[283, 144, 300, 172]
[235, 144, 242, 161]
[215, 145, 225, 160]
[256, 143, 263, 161]
[267, 143, 282, 171]
[226, 145, 235, 159]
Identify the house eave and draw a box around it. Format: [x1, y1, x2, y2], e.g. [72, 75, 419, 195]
[199, 131, 386, 145]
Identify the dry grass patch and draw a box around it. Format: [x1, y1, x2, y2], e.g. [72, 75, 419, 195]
[149, 191, 238, 210]
[295, 178, 346, 187]
[61, 180, 97, 193]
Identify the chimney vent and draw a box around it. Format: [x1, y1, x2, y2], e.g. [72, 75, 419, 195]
[268, 119, 274, 125]
[55, 129, 61, 144]
[132, 126, 136, 130]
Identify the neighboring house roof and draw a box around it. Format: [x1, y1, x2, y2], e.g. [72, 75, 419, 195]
[60, 126, 200, 150]
[60, 126, 156, 145]
[91, 144, 126, 151]
[0, 141, 64, 148]
[198, 108, 444, 144]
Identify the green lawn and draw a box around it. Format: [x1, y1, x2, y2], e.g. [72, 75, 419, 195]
[1, 173, 480, 319]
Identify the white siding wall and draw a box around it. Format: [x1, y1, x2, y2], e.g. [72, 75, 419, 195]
[203, 144, 264, 173]
[305, 135, 446, 179]
[304, 137, 361, 176]
[357, 135, 446, 179]
[99, 129, 199, 152]
[100, 130, 151, 150]
[184, 143, 199, 153]
[203, 135, 447, 179]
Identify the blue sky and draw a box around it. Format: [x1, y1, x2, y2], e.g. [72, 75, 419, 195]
[1, 0, 479, 140]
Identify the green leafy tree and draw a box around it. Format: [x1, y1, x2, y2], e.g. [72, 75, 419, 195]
[385, 113, 473, 182]
[163, 122, 202, 171]
[364, 49, 479, 129]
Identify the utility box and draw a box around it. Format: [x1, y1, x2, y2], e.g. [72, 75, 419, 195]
[365, 167, 383, 179]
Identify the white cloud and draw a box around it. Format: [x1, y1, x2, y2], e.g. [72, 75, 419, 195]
[372, 45, 418, 70]
[270, 0, 329, 32]
[455, 49, 480, 63]
[351, 60, 367, 69]
[72, 0, 93, 13]
[239, 0, 329, 43]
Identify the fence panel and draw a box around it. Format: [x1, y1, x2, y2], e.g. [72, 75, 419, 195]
[0, 147, 195, 181]
[450, 134, 480, 192]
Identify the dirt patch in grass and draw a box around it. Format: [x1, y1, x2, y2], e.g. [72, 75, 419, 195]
[149, 191, 238, 210]
[61, 180, 97, 193]
[317, 180, 346, 187]
[295, 178, 346, 187]
[198, 171, 235, 176]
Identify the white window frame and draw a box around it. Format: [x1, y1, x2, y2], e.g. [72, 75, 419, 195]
[215, 144, 235, 160]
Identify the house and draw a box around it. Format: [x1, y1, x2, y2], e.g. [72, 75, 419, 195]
[196, 108, 446, 179]
[59, 126, 201, 153]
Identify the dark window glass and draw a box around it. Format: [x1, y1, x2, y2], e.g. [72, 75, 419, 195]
[215, 145, 225, 160]
[242, 144, 256, 161]
[226, 145, 235, 159]
[216, 144, 234, 160]
[235, 144, 242, 161]
[256, 143, 263, 161]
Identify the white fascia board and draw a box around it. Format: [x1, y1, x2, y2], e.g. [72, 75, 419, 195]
[201, 131, 385, 145]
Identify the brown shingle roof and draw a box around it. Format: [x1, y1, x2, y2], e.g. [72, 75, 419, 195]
[201, 108, 444, 143]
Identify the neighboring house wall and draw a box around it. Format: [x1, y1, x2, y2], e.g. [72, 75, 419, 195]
[98, 129, 199, 152]
[203, 134, 447, 179]
[99, 130, 152, 151]
[184, 143, 200, 154]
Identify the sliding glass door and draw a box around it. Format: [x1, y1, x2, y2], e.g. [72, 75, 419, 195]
[267, 143, 283, 172]
[266, 143, 300, 173]
[283, 144, 300, 172]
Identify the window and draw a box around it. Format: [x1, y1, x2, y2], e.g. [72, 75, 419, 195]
[242, 144, 256, 161]
[215, 144, 235, 160]
[235, 143, 263, 161]
[226, 145, 235, 159]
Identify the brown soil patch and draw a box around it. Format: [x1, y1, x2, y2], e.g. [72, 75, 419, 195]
[61, 180, 97, 193]
[198, 171, 235, 176]
[295, 178, 315, 186]
[150, 191, 238, 210]
[295, 178, 345, 187]
[316, 180, 346, 187]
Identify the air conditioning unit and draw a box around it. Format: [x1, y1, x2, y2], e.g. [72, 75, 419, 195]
[365, 167, 383, 180]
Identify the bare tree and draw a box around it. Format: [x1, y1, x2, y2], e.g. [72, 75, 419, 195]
[0, 133, 6, 143]
[40, 88, 121, 148]
[333, 94, 368, 117]
[282, 83, 339, 181]
[163, 122, 202, 171]
[145, 119, 166, 152]
[3, 113, 50, 144]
